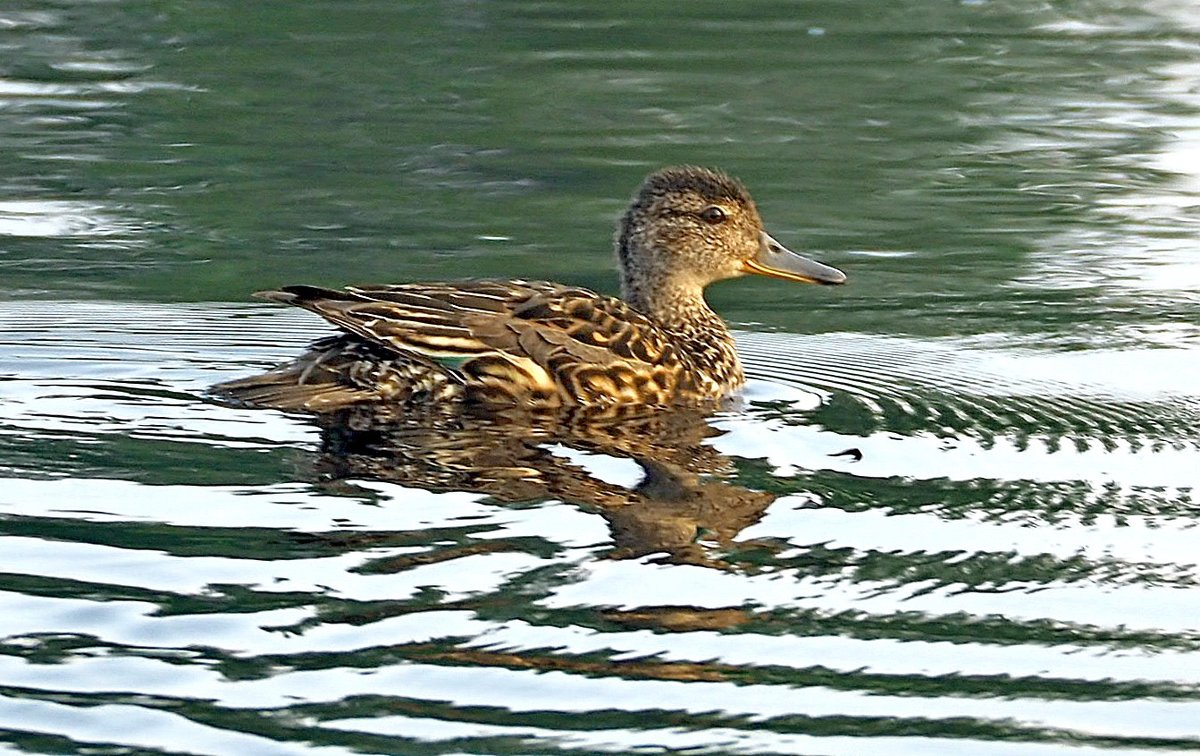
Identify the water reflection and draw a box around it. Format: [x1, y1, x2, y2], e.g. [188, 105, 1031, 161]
[0, 200, 137, 238]
[4, 0, 1200, 750]
[314, 404, 775, 569]
[3, 301, 1200, 752]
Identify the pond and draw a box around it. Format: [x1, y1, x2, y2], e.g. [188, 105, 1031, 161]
[2, 1, 1199, 754]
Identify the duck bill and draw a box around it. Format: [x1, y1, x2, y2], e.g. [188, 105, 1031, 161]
[742, 231, 846, 285]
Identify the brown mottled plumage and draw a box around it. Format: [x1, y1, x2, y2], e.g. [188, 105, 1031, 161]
[211, 166, 846, 412]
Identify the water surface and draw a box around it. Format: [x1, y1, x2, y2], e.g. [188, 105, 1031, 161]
[2, 1, 1199, 754]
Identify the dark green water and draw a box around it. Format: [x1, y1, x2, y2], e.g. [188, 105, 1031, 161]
[2, 1, 1199, 754]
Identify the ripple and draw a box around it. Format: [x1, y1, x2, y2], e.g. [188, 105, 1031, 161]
[737, 330, 1200, 447]
[1, 302, 1198, 754]
[0, 11, 59, 31]
[0, 200, 140, 238]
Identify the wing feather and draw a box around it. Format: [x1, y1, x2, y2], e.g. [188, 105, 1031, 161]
[260, 280, 684, 405]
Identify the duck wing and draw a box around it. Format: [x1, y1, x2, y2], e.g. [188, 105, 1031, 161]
[258, 280, 687, 406]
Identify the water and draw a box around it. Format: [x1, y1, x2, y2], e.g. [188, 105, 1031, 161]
[2, 1, 1200, 754]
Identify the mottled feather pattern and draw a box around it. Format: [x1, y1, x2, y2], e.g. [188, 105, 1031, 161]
[212, 334, 464, 411]
[214, 279, 717, 410]
[210, 166, 844, 412]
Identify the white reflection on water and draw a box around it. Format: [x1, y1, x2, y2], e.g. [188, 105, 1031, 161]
[0, 200, 139, 238]
[0, 10, 59, 30]
[1014, 55, 1200, 298]
[959, 2, 1200, 309]
[0, 533, 549, 603]
[4, 637, 1198, 744]
[721, 414, 1198, 490]
[2, 301, 1199, 753]
[463, 618, 1200, 686]
[545, 554, 1200, 632]
[0, 593, 486, 657]
[0, 698, 356, 756]
[1093, 55, 1200, 295]
[152, 662, 1200, 740]
[0, 76, 196, 98]
[324, 718, 1171, 756]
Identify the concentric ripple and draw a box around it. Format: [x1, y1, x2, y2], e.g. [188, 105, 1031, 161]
[738, 330, 1200, 451]
[1, 302, 1198, 754]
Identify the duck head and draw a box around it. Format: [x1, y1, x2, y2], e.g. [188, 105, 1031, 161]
[616, 166, 845, 315]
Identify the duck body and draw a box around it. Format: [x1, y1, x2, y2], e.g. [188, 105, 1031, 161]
[216, 279, 739, 410]
[212, 167, 845, 412]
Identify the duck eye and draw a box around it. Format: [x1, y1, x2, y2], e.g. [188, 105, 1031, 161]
[698, 206, 727, 224]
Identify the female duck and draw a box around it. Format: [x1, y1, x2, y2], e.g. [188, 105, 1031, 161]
[212, 166, 845, 410]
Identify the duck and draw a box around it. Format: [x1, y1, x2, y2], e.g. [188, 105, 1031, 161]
[211, 166, 846, 412]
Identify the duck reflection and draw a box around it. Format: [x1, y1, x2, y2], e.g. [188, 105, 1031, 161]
[313, 405, 775, 568]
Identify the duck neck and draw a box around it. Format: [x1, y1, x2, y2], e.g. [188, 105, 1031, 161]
[623, 278, 723, 338]
[621, 276, 743, 389]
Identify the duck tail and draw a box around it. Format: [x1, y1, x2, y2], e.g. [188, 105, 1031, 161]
[209, 334, 384, 412]
[209, 334, 465, 413]
[209, 366, 375, 412]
